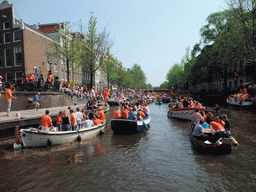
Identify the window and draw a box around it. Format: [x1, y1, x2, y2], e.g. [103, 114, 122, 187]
[3, 21, 10, 30]
[5, 72, 12, 81]
[47, 53, 51, 70]
[54, 56, 58, 72]
[14, 31, 22, 42]
[14, 47, 22, 66]
[0, 50, 3, 68]
[5, 48, 12, 67]
[4, 33, 11, 43]
[15, 72, 23, 81]
[42, 39, 45, 46]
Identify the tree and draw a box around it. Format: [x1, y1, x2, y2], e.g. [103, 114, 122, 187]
[102, 50, 118, 89]
[81, 13, 113, 89]
[129, 64, 147, 89]
[48, 23, 81, 82]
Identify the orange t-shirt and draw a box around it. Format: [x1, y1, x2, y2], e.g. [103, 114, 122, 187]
[56, 114, 62, 124]
[113, 111, 121, 119]
[210, 121, 225, 132]
[138, 111, 145, 117]
[94, 119, 104, 125]
[98, 110, 105, 120]
[41, 115, 52, 128]
[121, 109, 129, 119]
[71, 113, 77, 126]
[4, 88, 13, 100]
[47, 76, 52, 83]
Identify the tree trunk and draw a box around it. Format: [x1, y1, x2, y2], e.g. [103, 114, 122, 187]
[67, 59, 70, 82]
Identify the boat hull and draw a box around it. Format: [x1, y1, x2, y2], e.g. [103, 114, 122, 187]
[167, 108, 195, 120]
[20, 122, 106, 147]
[111, 116, 151, 135]
[189, 127, 232, 153]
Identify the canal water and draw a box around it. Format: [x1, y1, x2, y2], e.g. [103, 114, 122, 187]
[0, 103, 256, 191]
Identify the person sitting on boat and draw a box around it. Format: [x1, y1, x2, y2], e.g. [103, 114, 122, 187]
[189, 98, 194, 107]
[98, 107, 105, 120]
[143, 103, 150, 116]
[83, 115, 94, 127]
[88, 108, 96, 120]
[191, 108, 204, 129]
[93, 115, 104, 125]
[205, 111, 214, 124]
[193, 120, 208, 141]
[41, 110, 54, 131]
[129, 107, 138, 120]
[56, 111, 62, 131]
[183, 98, 189, 108]
[121, 105, 129, 119]
[209, 118, 226, 142]
[113, 107, 121, 119]
[215, 116, 225, 127]
[214, 104, 220, 113]
[222, 114, 231, 137]
[137, 109, 145, 120]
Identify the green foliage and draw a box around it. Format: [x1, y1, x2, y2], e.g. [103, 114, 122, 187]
[129, 64, 147, 89]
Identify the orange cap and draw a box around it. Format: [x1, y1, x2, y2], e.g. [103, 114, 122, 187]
[98, 107, 102, 110]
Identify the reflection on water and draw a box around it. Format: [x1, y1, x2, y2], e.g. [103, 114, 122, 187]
[0, 104, 256, 191]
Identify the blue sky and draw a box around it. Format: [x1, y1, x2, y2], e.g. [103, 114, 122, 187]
[7, 0, 228, 86]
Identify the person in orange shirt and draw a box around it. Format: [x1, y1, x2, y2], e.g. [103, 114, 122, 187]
[113, 107, 121, 119]
[121, 106, 129, 119]
[47, 75, 52, 89]
[93, 115, 105, 125]
[4, 83, 16, 116]
[41, 110, 53, 131]
[137, 109, 145, 120]
[56, 111, 62, 131]
[98, 107, 105, 120]
[70, 109, 77, 131]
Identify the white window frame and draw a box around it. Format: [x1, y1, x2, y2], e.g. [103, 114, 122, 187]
[4, 32, 11, 44]
[54, 56, 58, 72]
[13, 30, 22, 42]
[3, 21, 11, 30]
[4, 48, 12, 68]
[47, 53, 51, 70]
[14, 46, 22, 66]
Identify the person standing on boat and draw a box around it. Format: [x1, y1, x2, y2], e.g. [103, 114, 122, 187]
[41, 110, 53, 131]
[75, 107, 83, 130]
[193, 120, 208, 141]
[191, 108, 204, 129]
[70, 109, 78, 131]
[56, 111, 62, 131]
[4, 83, 16, 117]
[62, 110, 71, 131]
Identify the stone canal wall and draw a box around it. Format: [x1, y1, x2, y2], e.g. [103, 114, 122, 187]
[0, 92, 82, 112]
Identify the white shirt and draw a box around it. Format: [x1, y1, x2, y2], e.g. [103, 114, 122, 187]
[83, 119, 94, 127]
[145, 106, 150, 114]
[75, 111, 83, 122]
